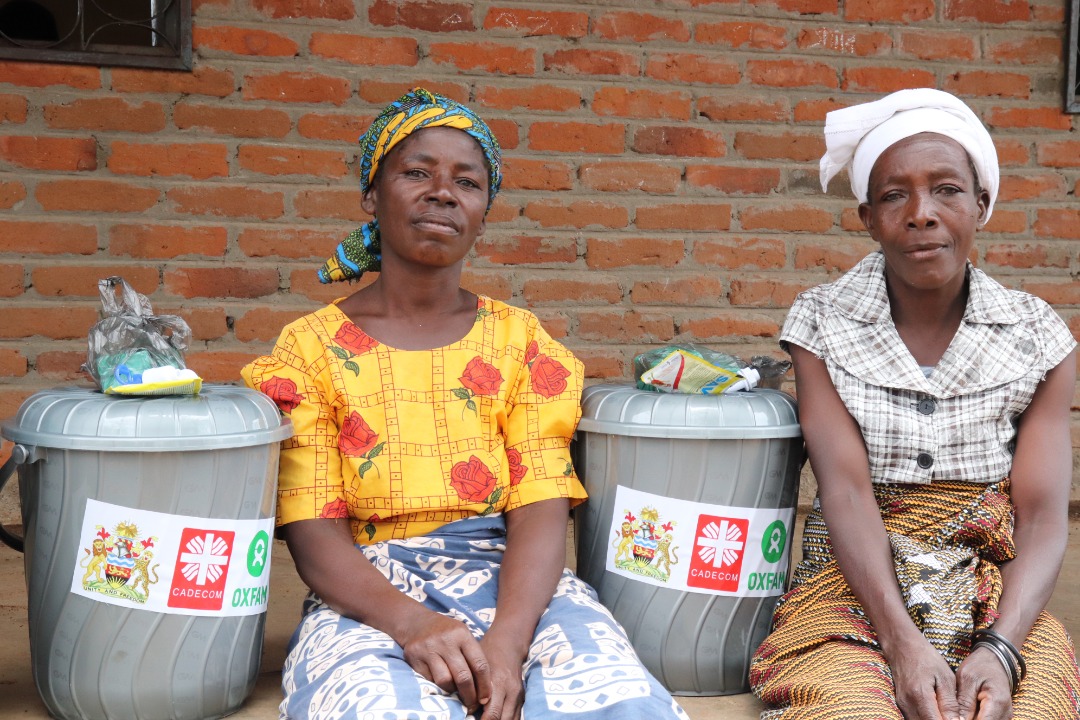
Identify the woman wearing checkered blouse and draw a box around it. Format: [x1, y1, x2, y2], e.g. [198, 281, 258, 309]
[748, 89, 1079, 720]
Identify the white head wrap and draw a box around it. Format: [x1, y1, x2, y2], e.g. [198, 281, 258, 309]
[819, 88, 999, 224]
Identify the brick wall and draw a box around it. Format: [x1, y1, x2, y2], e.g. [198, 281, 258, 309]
[1, 0, 1078, 511]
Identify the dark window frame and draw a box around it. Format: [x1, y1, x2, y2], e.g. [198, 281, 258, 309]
[0, 0, 191, 70]
[1069, 0, 1079, 112]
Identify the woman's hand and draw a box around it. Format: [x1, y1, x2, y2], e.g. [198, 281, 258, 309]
[476, 631, 527, 720]
[887, 635, 962, 720]
[398, 609, 492, 711]
[954, 646, 1014, 720]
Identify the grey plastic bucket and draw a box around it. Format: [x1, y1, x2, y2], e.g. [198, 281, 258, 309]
[0, 385, 292, 720]
[572, 384, 803, 696]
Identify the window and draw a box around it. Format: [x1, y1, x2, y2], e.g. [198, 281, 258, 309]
[1069, 0, 1079, 112]
[0, 0, 191, 70]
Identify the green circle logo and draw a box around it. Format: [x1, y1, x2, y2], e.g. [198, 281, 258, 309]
[761, 520, 787, 563]
[247, 531, 270, 577]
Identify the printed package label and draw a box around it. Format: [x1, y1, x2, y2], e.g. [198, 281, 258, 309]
[70, 498, 274, 616]
[606, 485, 795, 597]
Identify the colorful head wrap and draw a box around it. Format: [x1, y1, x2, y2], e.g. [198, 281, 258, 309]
[318, 88, 503, 284]
[819, 88, 999, 225]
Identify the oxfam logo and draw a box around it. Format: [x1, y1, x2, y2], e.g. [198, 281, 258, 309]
[761, 520, 787, 564]
[247, 531, 270, 577]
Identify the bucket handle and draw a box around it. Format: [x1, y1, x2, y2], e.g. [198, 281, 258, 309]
[0, 443, 40, 553]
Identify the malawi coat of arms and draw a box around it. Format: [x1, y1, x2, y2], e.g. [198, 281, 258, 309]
[612, 505, 679, 582]
[79, 521, 160, 604]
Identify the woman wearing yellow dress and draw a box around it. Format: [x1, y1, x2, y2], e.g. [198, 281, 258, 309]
[243, 88, 687, 720]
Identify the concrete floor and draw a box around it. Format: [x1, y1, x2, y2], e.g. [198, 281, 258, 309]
[2, 514, 1078, 720]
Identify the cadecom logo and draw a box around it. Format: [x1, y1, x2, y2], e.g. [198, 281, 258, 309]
[168, 528, 235, 611]
[687, 515, 748, 592]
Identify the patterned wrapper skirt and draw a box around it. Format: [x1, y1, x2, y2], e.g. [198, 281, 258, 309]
[279, 514, 688, 720]
[749, 480, 1080, 719]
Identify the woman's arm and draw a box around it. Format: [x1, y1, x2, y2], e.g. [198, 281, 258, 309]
[790, 345, 963, 720]
[283, 517, 493, 711]
[954, 349, 1077, 719]
[478, 497, 570, 720]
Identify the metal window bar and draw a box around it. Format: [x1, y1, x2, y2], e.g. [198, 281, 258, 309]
[0, 0, 191, 70]
[1069, 0, 1080, 112]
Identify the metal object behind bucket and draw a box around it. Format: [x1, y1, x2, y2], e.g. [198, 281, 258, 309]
[572, 384, 803, 696]
[0, 385, 292, 720]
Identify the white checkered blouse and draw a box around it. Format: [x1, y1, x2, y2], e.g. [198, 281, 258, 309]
[781, 251, 1076, 485]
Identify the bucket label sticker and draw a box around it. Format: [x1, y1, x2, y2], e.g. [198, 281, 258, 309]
[605, 485, 795, 597]
[71, 499, 274, 616]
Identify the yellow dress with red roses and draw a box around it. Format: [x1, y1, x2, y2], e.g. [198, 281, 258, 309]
[241, 295, 587, 544]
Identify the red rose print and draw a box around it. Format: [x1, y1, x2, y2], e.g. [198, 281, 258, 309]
[319, 498, 349, 519]
[333, 322, 379, 357]
[530, 354, 571, 398]
[459, 357, 503, 396]
[506, 448, 528, 486]
[525, 341, 539, 364]
[449, 456, 498, 503]
[261, 376, 304, 414]
[339, 412, 379, 457]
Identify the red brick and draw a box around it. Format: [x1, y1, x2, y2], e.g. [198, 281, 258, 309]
[35, 351, 85, 381]
[485, 198, 520, 225]
[735, 131, 823, 161]
[797, 27, 891, 55]
[593, 11, 690, 42]
[1034, 209, 1080, 240]
[728, 276, 811, 307]
[633, 126, 726, 157]
[109, 224, 228, 259]
[1020, 280, 1080, 306]
[697, 21, 788, 49]
[358, 80, 469, 104]
[0, 388, 35, 421]
[982, 209, 1027, 234]
[369, 0, 473, 31]
[579, 161, 681, 194]
[741, 204, 834, 232]
[289, 268, 360, 304]
[694, 237, 788, 269]
[472, 235, 578, 265]
[845, 0, 932, 21]
[531, 311, 570, 339]
[174, 103, 292, 139]
[194, 25, 300, 56]
[631, 276, 725, 306]
[987, 36, 1061, 65]
[528, 122, 624, 154]
[593, 87, 691, 120]
[186, 352, 260, 383]
[159, 307, 230, 341]
[295, 189, 367, 221]
[108, 141, 228, 179]
[482, 7, 588, 37]
[0, 348, 27, 376]
[168, 186, 284, 219]
[111, 67, 234, 97]
[0, 306, 100, 339]
[44, 98, 166, 132]
[748, 59, 838, 89]
[486, 118, 520, 150]
[238, 145, 348, 178]
[544, 49, 640, 77]
[522, 276, 623, 305]
[476, 84, 581, 112]
[0, 136, 96, 171]
[698, 96, 787, 122]
[945, 71, 1029, 99]
[747, 0, 838, 12]
[297, 113, 370, 142]
[897, 31, 977, 61]
[794, 238, 877, 271]
[574, 348, 625, 380]
[501, 158, 574, 191]
[680, 311, 780, 339]
[238, 228, 338, 259]
[1036, 141, 1080, 168]
[33, 265, 159, 297]
[234, 308, 312, 342]
[945, 0, 1029, 23]
[244, 72, 351, 105]
[686, 165, 781, 195]
[794, 98, 848, 122]
[645, 53, 740, 85]
[987, 106, 1072, 131]
[0, 263, 22, 296]
[983, 242, 1073, 270]
[997, 173, 1066, 201]
[310, 33, 418, 66]
[431, 42, 535, 75]
[251, 0, 354, 19]
[461, 270, 513, 301]
[0, 93, 28, 123]
[165, 267, 280, 299]
[994, 138, 1029, 166]
[0, 180, 25, 209]
[843, 66, 936, 93]
[36, 180, 159, 212]
[585, 237, 685, 269]
[0, 221, 96, 254]
[576, 311, 676, 343]
[524, 201, 629, 229]
[0, 61, 100, 89]
[635, 203, 731, 231]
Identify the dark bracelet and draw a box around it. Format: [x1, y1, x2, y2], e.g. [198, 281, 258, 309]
[971, 638, 1019, 695]
[974, 628, 1027, 681]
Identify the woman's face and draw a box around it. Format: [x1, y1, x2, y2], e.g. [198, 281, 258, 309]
[858, 133, 990, 295]
[361, 126, 489, 271]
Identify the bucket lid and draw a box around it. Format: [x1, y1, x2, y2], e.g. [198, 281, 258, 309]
[577, 384, 801, 439]
[1, 385, 293, 451]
